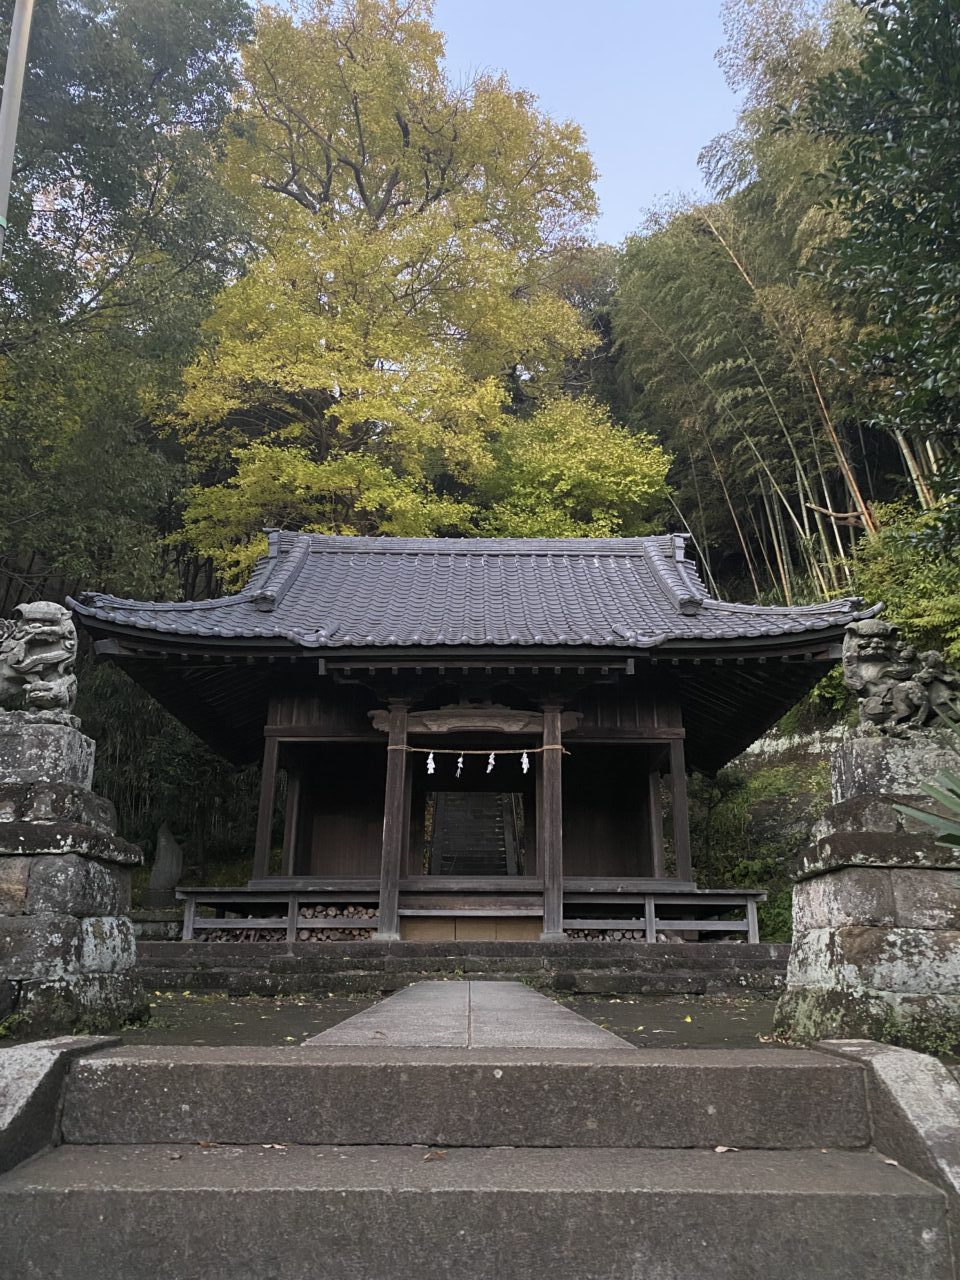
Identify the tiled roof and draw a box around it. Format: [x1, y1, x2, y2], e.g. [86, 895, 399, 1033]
[70, 531, 874, 651]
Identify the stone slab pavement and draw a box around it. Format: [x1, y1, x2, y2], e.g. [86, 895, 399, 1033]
[304, 980, 630, 1049]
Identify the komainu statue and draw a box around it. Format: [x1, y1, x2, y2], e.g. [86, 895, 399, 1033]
[842, 618, 960, 734]
[0, 602, 78, 715]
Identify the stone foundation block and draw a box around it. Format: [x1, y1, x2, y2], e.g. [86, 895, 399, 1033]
[832, 731, 959, 803]
[0, 913, 82, 980]
[792, 868, 896, 931]
[0, 719, 94, 788]
[0, 857, 30, 914]
[0, 782, 116, 832]
[793, 867, 960, 931]
[774, 987, 960, 1052]
[812, 793, 941, 841]
[798, 829, 957, 880]
[787, 926, 960, 996]
[8, 971, 148, 1037]
[26, 855, 131, 917]
[0, 822, 141, 865]
[79, 917, 136, 973]
[889, 869, 960, 929]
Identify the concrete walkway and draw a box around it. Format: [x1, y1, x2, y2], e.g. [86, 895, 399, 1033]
[304, 980, 629, 1049]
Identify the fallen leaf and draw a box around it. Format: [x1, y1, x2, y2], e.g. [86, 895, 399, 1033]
[423, 1150, 448, 1162]
[682, 1016, 692, 1023]
[197, 1140, 218, 1149]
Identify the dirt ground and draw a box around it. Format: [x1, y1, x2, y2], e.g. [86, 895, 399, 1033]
[121, 988, 777, 1049]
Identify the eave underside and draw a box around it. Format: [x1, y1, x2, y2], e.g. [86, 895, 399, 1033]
[92, 629, 844, 772]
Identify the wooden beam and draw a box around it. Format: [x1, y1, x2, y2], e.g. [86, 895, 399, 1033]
[252, 734, 279, 880]
[375, 702, 408, 939]
[540, 704, 564, 940]
[669, 736, 693, 883]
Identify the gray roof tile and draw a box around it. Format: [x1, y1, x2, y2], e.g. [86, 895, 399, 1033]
[70, 531, 874, 651]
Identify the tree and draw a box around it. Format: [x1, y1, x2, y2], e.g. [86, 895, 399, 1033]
[476, 396, 671, 539]
[610, 0, 926, 605]
[172, 0, 668, 573]
[851, 504, 960, 664]
[803, 0, 960, 512]
[0, 0, 251, 595]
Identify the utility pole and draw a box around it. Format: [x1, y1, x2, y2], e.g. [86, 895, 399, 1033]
[0, 0, 35, 263]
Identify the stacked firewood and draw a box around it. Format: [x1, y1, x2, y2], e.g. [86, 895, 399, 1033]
[565, 928, 648, 942]
[198, 927, 286, 943]
[296, 903, 376, 941]
[195, 904, 377, 943]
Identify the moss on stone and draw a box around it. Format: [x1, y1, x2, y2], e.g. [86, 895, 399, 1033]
[773, 987, 960, 1057]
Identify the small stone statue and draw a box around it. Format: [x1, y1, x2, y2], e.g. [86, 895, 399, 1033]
[842, 618, 959, 734]
[0, 602, 78, 717]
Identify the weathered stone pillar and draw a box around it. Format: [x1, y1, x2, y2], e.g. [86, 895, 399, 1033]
[0, 603, 146, 1035]
[774, 730, 960, 1050]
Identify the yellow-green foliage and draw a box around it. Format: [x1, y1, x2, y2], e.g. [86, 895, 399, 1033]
[853, 503, 960, 662]
[477, 396, 671, 538]
[174, 0, 671, 576]
[186, 396, 672, 582]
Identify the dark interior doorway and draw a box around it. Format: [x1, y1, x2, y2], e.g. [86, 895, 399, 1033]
[423, 791, 527, 876]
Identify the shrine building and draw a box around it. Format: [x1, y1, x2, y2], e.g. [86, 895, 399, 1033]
[70, 532, 872, 944]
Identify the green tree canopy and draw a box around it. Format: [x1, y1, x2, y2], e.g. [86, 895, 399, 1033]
[0, 0, 251, 592]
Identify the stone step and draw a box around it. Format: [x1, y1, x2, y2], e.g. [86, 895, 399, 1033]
[0, 1143, 949, 1280]
[135, 939, 791, 1001]
[60, 1045, 869, 1149]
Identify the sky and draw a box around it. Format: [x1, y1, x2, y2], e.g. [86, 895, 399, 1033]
[432, 0, 742, 244]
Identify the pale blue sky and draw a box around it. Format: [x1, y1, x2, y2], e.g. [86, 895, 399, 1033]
[432, 0, 741, 243]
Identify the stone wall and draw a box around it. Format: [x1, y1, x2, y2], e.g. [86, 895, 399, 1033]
[0, 713, 147, 1036]
[775, 731, 960, 1053]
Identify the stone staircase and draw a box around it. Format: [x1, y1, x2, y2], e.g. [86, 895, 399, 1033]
[1, 982, 956, 1279]
[429, 790, 520, 875]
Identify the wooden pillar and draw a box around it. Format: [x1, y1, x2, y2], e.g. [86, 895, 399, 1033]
[534, 756, 544, 876]
[669, 736, 693, 883]
[376, 702, 408, 940]
[281, 768, 301, 877]
[540, 705, 564, 941]
[401, 758, 414, 875]
[252, 734, 279, 881]
[746, 898, 760, 945]
[646, 758, 665, 879]
[181, 897, 196, 942]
